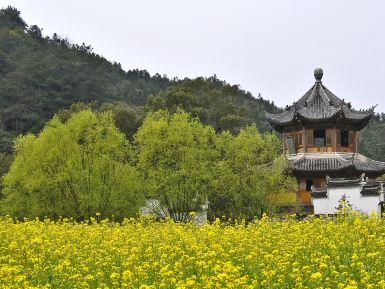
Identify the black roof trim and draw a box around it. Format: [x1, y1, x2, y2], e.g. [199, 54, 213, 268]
[314, 175, 383, 196]
[326, 175, 362, 187]
[310, 186, 327, 198]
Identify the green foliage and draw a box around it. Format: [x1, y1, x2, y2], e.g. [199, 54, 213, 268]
[1, 110, 145, 220]
[0, 6, 26, 29]
[147, 76, 280, 134]
[1, 107, 296, 221]
[0, 152, 13, 198]
[358, 114, 385, 162]
[134, 110, 296, 222]
[56, 102, 145, 141]
[100, 102, 145, 140]
[335, 194, 353, 216]
[0, 7, 172, 153]
[209, 126, 297, 221]
[134, 110, 217, 222]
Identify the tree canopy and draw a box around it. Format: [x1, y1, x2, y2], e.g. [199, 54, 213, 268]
[1, 110, 145, 220]
[0, 6, 26, 29]
[147, 76, 280, 135]
[358, 113, 385, 162]
[210, 126, 297, 221]
[0, 6, 172, 152]
[134, 110, 217, 222]
[1, 108, 296, 221]
[134, 110, 296, 221]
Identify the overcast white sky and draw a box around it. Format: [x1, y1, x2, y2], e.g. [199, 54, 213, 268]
[2, 0, 385, 111]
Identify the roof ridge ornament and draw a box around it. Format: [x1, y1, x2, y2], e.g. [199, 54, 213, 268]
[314, 68, 323, 82]
[265, 68, 375, 133]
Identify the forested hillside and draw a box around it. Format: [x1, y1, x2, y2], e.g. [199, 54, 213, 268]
[358, 113, 385, 161]
[0, 6, 279, 153]
[0, 6, 384, 160]
[147, 77, 279, 134]
[0, 7, 173, 152]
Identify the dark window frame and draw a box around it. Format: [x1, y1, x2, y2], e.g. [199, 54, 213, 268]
[306, 179, 314, 191]
[341, 130, 349, 147]
[313, 129, 326, 147]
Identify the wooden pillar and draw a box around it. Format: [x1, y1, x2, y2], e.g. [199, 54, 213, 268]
[302, 127, 307, 153]
[355, 131, 358, 153]
[332, 126, 337, 152]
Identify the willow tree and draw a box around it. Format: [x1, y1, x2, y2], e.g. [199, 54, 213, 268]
[1, 110, 144, 219]
[209, 126, 297, 221]
[134, 109, 217, 222]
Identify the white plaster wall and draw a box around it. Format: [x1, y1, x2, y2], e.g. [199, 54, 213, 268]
[312, 185, 381, 215]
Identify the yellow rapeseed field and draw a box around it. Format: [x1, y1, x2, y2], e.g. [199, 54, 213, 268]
[1, 215, 385, 289]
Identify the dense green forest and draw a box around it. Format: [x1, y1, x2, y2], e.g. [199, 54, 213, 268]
[0, 5, 384, 162]
[358, 113, 385, 161]
[0, 7, 172, 152]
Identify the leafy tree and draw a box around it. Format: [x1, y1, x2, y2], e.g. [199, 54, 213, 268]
[358, 113, 385, 162]
[209, 126, 297, 221]
[134, 110, 217, 222]
[28, 24, 43, 40]
[0, 152, 13, 198]
[135, 110, 297, 222]
[100, 102, 145, 140]
[147, 77, 280, 135]
[0, 6, 26, 29]
[56, 102, 145, 141]
[1, 110, 144, 220]
[55, 102, 98, 123]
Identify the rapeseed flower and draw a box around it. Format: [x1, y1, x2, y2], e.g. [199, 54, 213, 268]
[0, 215, 384, 288]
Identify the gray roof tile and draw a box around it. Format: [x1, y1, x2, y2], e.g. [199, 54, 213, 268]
[288, 153, 385, 177]
[266, 69, 373, 132]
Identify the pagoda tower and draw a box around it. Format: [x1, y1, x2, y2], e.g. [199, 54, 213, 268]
[266, 68, 385, 213]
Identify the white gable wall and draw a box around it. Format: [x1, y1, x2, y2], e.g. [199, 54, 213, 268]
[312, 185, 381, 215]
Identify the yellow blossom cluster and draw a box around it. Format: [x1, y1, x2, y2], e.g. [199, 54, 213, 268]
[1, 215, 385, 288]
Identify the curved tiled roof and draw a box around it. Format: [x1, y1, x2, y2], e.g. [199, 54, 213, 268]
[326, 175, 363, 187]
[353, 154, 385, 173]
[265, 69, 374, 132]
[310, 186, 327, 198]
[288, 153, 385, 178]
[361, 182, 382, 195]
[288, 153, 352, 172]
[265, 110, 294, 126]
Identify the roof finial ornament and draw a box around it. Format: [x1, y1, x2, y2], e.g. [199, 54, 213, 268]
[314, 68, 323, 82]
